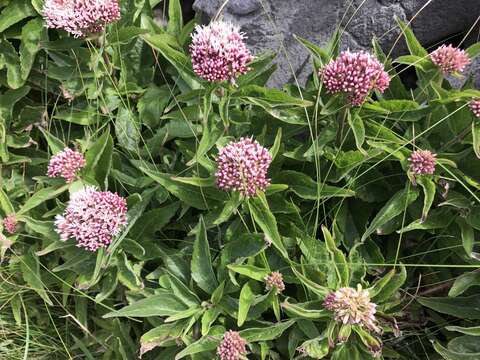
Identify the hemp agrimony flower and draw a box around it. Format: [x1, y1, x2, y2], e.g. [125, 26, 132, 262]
[190, 21, 253, 83]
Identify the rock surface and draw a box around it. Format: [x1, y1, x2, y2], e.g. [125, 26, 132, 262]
[193, 0, 480, 87]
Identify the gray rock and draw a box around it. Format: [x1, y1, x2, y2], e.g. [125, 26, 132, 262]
[193, 0, 480, 88]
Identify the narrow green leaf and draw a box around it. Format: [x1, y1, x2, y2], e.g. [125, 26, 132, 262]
[0, 0, 35, 33]
[20, 249, 53, 305]
[191, 216, 218, 294]
[448, 271, 480, 298]
[239, 320, 294, 342]
[322, 225, 349, 287]
[395, 17, 428, 57]
[167, 0, 183, 35]
[418, 295, 480, 319]
[104, 292, 187, 318]
[446, 326, 480, 336]
[18, 184, 70, 215]
[227, 264, 269, 282]
[361, 186, 418, 242]
[20, 18, 44, 80]
[238, 282, 255, 326]
[457, 218, 475, 256]
[248, 193, 288, 258]
[175, 336, 219, 360]
[416, 176, 436, 222]
[280, 171, 355, 200]
[348, 111, 365, 152]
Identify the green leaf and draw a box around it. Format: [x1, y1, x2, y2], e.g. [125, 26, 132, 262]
[361, 186, 418, 242]
[140, 322, 185, 357]
[20, 249, 53, 305]
[20, 18, 44, 80]
[280, 171, 355, 200]
[115, 106, 140, 152]
[457, 218, 475, 256]
[38, 128, 64, 154]
[395, 17, 428, 57]
[418, 296, 480, 319]
[348, 111, 365, 152]
[236, 85, 313, 107]
[136, 162, 225, 210]
[104, 291, 187, 318]
[167, 0, 183, 36]
[472, 122, 480, 159]
[434, 339, 480, 359]
[448, 271, 480, 298]
[0, 0, 35, 33]
[18, 184, 70, 215]
[175, 336, 219, 360]
[298, 336, 329, 359]
[201, 307, 220, 336]
[322, 225, 349, 287]
[238, 282, 255, 326]
[167, 271, 201, 307]
[142, 33, 199, 89]
[416, 176, 436, 221]
[281, 300, 330, 319]
[446, 326, 480, 336]
[191, 216, 218, 294]
[248, 193, 288, 258]
[466, 43, 480, 59]
[291, 267, 329, 298]
[239, 320, 294, 342]
[129, 202, 179, 241]
[137, 85, 170, 127]
[84, 130, 113, 184]
[371, 265, 406, 304]
[227, 264, 269, 282]
[0, 40, 22, 88]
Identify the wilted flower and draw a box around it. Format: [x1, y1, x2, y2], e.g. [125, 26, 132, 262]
[215, 138, 272, 197]
[190, 21, 253, 83]
[55, 186, 127, 251]
[323, 284, 380, 333]
[2, 214, 18, 235]
[320, 51, 390, 106]
[43, 0, 121, 38]
[217, 330, 247, 360]
[429, 45, 471, 74]
[470, 99, 480, 118]
[265, 271, 285, 294]
[47, 148, 86, 183]
[408, 150, 437, 175]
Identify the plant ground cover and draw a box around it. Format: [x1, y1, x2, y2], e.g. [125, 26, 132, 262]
[1, 0, 480, 359]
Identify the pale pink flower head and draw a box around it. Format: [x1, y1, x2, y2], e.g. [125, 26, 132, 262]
[429, 45, 471, 74]
[408, 150, 437, 175]
[43, 0, 121, 38]
[190, 21, 254, 83]
[47, 148, 86, 183]
[2, 214, 18, 235]
[323, 284, 380, 333]
[55, 186, 127, 251]
[320, 51, 390, 106]
[215, 138, 272, 197]
[265, 271, 285, 294]
[469, 99, 480, 118]
[217, 330, 247, 360]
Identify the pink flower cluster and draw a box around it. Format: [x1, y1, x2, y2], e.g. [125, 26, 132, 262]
[429, 45, 471, 74]
[55, 186, 127, 251]
[320, 51, 390, 106]
[265, 271, 285, 294]
[190, 21, 253, 83]
[470, 99, 480, 118]
[408, 150, 437, 175]
[43, 0, 121, 38]
[323, 285, 380, 333]
[47, 148, 86, 183]
[2, 214, 18, 235]
[217, 330, 247, 360]
[215, 138, 272, 197]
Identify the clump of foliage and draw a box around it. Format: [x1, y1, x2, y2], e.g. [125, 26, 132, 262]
[1, 1, 480, 359]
